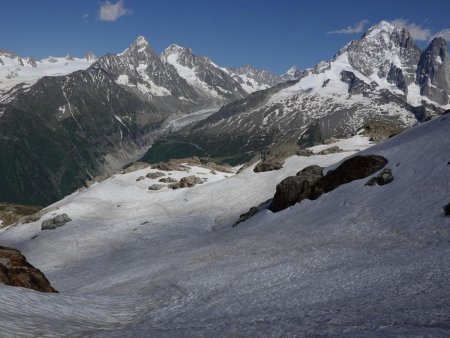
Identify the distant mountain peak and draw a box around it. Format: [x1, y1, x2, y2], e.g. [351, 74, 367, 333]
[119, 35, 156, 60]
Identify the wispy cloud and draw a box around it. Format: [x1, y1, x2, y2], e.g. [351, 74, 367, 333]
[328, 19, 369, 34]
[390, 19, 431, 41]
[433, 28, 450, 41]
[82, 13, 89, 19]
[99, 0, 132, 22]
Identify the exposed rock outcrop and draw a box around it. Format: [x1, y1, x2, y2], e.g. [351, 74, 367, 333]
[269, 165, 324, 212]
[0, 203, 42, 227]
[269, 156, 388, 213]
[362, 120, 405, 142]
[0, 246, 57, 293]
[365, 168, 394, 186]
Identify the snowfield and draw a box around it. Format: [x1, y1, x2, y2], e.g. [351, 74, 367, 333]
[0, 117, 450, 336]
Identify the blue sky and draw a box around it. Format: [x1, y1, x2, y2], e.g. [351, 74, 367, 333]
[1, 0, 450, 74]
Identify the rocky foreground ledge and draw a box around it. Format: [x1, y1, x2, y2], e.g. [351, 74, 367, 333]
[0, 246, 57, 293]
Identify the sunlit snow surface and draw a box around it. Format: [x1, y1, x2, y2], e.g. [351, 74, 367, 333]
[1, 119, 450, 336]
[0, 55, 94, 94]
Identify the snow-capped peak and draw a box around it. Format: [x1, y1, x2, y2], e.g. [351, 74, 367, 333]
[119, 35, 155, 58]
[133, 35, 149, 47]
[285, 65, 299, 77]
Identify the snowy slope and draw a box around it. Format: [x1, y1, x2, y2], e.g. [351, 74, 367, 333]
[0, 51, 94, 94]
[0, 116, 449, 336]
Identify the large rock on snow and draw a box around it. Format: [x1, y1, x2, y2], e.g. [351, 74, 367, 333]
[269, 156, 388, 213]
[0, 246, 57, 293]
[269, 165, 324, 212]
[41, 213, 71, 230]
[311, 155, 388, 198]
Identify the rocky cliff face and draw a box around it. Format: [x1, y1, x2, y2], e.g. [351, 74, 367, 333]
[0, 246, 57, 293]
[416, 37, 450, 105]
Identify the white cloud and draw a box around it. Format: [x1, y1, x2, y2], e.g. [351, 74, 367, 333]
[99, 0, 132, 22]
[83, 13, 89, 19]
[328, 19, 369, 34]
[433, 28, 450, 41]
[390, 19, 432, 41]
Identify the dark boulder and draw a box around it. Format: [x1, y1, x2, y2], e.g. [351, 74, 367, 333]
[269, 165, 323, 212]
[269, 156, 389, 213]
[0, 246, 57, 293]
[312, 155, 388, 198]
[444, 202, 450, 216]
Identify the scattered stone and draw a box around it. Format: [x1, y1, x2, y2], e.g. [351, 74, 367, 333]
[210, 169, 217, 175]
[159, 177, 178, 183]
[316, 146, 343, 155]
[0, 246, 57, 293]
[168, 175, 203, 189]
[31, 235, 38, 240]
[41, 214, 71, 230]
[443, 202, 450, 216]
[365, 168, 394, 186]
[136, 176, 145, 182]
[269, 165, 323, 212]
[148, 184, 165, 191]
[146, 172, 165, 179]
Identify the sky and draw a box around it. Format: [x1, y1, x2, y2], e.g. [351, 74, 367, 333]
[1, 0, 450, 74]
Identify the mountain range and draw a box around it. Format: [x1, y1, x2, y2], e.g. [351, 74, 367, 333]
[0, 21, 449, 205]
[143, 21, 450, 164]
